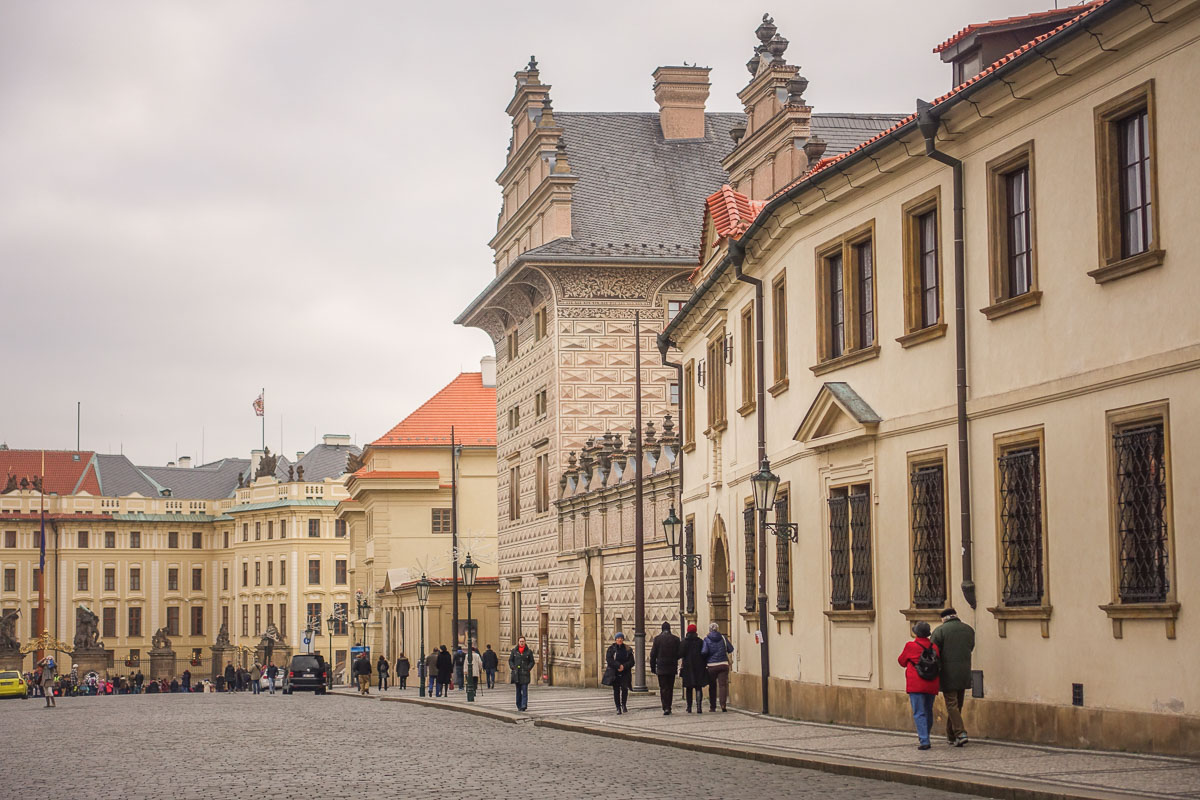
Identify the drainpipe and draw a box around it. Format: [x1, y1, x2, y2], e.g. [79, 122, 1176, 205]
[657, 337, 686, 638]
[916, 99, 975, 610]
[732, 238, 771, 715]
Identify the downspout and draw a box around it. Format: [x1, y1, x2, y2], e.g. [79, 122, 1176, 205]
[916, 99, 975, 609]
[733, 238, 771, 715]
[656, 336, 687, 638]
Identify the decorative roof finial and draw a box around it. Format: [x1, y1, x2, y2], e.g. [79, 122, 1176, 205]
[756, 14, 777, 47]
[527, 55, 539, 71]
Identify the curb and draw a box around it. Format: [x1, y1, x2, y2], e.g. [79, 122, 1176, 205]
[533, 718, 1143, 800]
[380, 694, 527, 724]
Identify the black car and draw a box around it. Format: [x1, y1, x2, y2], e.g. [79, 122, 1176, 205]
[284, 653, 328, 694]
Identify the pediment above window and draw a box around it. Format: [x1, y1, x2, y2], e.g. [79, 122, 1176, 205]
[794, 382, 881, 450]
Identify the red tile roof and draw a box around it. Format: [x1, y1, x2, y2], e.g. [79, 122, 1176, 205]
[350, 470, 440, 480]
[0, 450, 101, 495]
[933, 2, 1100, 53]
[369, 372, 496, 448]
[764, 0, 1111, 206]
[693, 185, 766, 278]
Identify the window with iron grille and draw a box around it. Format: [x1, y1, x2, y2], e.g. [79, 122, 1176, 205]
[743, 505, 756, 612]
[775, 492, 791, 612]
[828, 484, 872, 610]
[684, 519, 696, 616]
[1113, 422, 1169, 603]
[910, 463, 947, 609]
[998, 446, 1044, 606]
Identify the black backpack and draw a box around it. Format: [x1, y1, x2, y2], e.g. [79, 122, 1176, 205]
[915, 645, 940, 681]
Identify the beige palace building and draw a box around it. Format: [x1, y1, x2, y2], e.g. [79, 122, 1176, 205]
[341, 364, 499, 665]
[662, 0, 1199, 756]
[0, 435, 360, 676]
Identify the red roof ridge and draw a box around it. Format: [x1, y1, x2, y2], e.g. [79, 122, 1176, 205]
[369, 372, 497, 449]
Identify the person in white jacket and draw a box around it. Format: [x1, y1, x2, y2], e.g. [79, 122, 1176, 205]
[469, 647, 484, 691]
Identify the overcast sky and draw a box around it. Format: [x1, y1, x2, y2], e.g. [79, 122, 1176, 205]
[0, 0, 1064, 466]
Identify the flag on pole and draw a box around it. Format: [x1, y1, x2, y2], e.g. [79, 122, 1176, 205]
[253, 392, 265, 417]
[39, 451, 46, 571]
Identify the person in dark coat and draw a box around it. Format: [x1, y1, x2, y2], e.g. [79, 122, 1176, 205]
[425, 650, 439, 695]
[898, 621, 941, 750]
[395, 653, 410, 690]
[931, 608, 975, 747]
[482, 645, 499, 689]
[605, 632, 635, 714]
[377, 655, 390, 691]
[435, 645, 453, 697]
[453, 647, 466, 691]
[648, 621, 682, 715]
[508, 636, 535, 711]
[223, 662, 235, 693]
[353, 652, 372, 695]
[678, 623, 707, 713]
[700, 622, 733, 712]
[181, 669, 191, 692]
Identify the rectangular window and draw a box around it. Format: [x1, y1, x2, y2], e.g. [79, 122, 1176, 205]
[254, 604, 261, 636]
[222, 567, 228, 592]
[222, 605, 229, 630]
[534, 389, 548, 418]
[280, 559, 286, 586]
[509, 465, 521, 521]
[828, 254, 845, 358]
[223, 531, 229, 549]
[535, 453, 550, 514]
[335, 560, 347, 585]
[901, 189, 944, 341]
[669, 381, 680, 407]
[279, 519, 287, 538]
[909, 459, 947, 609]
[192, 567, 202, 591]
[78, 530, 89, 549]
[335, 519, 346, 538]
[242, 605, 249, 637]
[77, 567, 89, 592]
[743, 503, 756, 613]
[33, 568, 41, 592]
[308, 519, 320, 538]
[279, 604, 286, 637]
[508, 404, 521, 430]
[1111, 416, 1171, 603]
[192, 531, 202, 549]
[104, 568, 115, 592]
[267, 560, 273, 585]
[333, 603, 348, 635]
[255, 562, 261, 586]
[1094, 82, 1160, 280]
[684, 517, 696, 615]
[739, 303, 755, 414]
[130, 567, 141, 591]
[506, 329, 519, 362]
[771, 273, 787, 387]
[104, 531, 116, 549]
[667, 299, 684, 322]
[3, 531, 14, 548]
[168, 531, 179, 549]
[683, 360, 695, 448]
[242, 523, 248, 542]
[102, 606, 116, 638]
[168, 568, 178, 592]
[996, 437, 1046, 607]
[255, 522, 261, 541]
[828, 484, 873, 611]
[2, 568, 14, 592]
[855, 240, 874, 346]
[706, 331, 727, 430]
[917, 211, 939, 328]
[816, 221, 877, 365]
[775, 490, 791, 612]
[308, 559, 320, 584]
[128, 606, 142, 638]
[267, 521, 273, 540]
[307, 602, 323, 633]
[533, 307, 548, 341]
[130, 531, 140, 549]
[267, 603, 274, 628]
[191, 606, 203, 636]
[432, 508, 452, 533]
[166, 606, 179, 637]
[985, 142, 1039, 316]
[242, 562, 248, 587]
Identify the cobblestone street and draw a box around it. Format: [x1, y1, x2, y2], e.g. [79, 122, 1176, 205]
[0, 693, 967, 799]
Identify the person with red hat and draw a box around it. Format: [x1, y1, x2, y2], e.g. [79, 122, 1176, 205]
[678, 623, 707, 714]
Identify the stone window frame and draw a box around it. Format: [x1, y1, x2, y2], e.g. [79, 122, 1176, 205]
[431, 508, 452, 534]
[824, 481, 875, 618]
[898, 187, 948, 347]
[166, 605, 180, 637]
[682, 359, 696, 451]
[535, 451, 550, 514]
[812, 219, 880, 373]
[130, 567, 141, 592]
[532, 306, 548, 342]
[1090, 80, 1164, 283]
[900, 447, 951, 622]
[737, 301, 756, 417]
[705, 326, 728, 433]
[104, 531, 116, 549]
[1100, 400, 1178, 639]
[769, 271, 789, 395]
[982, 141, 1041, 319]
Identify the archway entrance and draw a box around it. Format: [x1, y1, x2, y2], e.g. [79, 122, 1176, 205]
[709, 515, 731, 635]
[581, 576, 599, 686]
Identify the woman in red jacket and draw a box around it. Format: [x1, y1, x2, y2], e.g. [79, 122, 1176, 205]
[897, 620, 940, 750]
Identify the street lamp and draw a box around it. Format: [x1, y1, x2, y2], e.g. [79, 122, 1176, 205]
[662, 505, 702, 569]
[752, 458, 798, 542]
[355, 590, 371, 648]
[416, 574, 430, 698]
[460, 554, 479, 703]
[325, 613, 337, 689]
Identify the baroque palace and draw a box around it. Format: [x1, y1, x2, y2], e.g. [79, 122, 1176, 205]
[0, 436, 361, 677]
[461, 0, 1199, 757]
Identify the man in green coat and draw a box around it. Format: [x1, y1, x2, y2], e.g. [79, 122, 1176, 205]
[508, 635, 535, 712]
[931, 607, 976, 746]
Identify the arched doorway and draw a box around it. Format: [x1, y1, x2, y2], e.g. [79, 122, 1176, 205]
[581, 576, 599, 687]
[709, 515, 731, 635]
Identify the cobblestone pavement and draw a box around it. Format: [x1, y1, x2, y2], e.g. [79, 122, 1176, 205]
[0, 692, 968, 799]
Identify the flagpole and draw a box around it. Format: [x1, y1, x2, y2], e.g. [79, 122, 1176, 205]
[37, 450, 46, 663]
[261, 388, 266, 451]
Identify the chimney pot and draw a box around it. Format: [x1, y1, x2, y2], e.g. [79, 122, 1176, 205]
[652, 65, 711, 140]
[177, 456, 192, 469]
[480, 356, 497, 387]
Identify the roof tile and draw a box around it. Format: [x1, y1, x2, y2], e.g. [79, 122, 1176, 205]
[370, 372, 496, 448]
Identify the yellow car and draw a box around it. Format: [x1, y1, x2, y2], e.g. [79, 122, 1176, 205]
[0, 670, 29, 699]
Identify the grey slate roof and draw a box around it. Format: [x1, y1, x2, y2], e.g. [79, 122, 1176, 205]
[293, 443, 361, 482]
[95, 454, 164, 498]
[824, 382, 882, 424]
[137, 457, 250, 499]
[811, 113, 907, 158]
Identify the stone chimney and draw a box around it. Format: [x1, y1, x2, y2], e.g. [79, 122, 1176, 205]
[177, 456, 192, 469]
[296, 451, 305, 462]
[250, 449, 263, 479]
[652, 66, 711, 140]
[323, 434, 351, 446]
[480, 356, 497, 388]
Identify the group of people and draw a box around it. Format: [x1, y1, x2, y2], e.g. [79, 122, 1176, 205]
[371, 654, 410, 691]
[420, 644, 497, 697]
[608, 621, 733, 716]
[897, 607, 977, 750]
[26, 658, 225, 705]
[220, 660, 280, 694]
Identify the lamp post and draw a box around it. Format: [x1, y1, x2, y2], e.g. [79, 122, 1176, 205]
[662, 506, 702, 570]
[325, 613, 336, 689]
[749, 457, 798, 714]
[355, 590, 370, 650]
[416, 574, 430, 698]
[460, 555, 479, 702]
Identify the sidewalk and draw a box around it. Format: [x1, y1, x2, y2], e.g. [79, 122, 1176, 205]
[337, 685, 1200, 800]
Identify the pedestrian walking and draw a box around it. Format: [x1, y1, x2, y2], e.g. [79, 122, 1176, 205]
[648, 621, 682, 715]
[36, 655, 57, 708]
[679, 623, 707, 714]
[931, 607, 976, 747]
[181, 669, 191, 692]
[250, 663, 263, 695]
[395, 653, 410, 690]
[135, 669, 145, 694]
[435, 645, 453, 697]
[469, 647, 483, 692]
[453, 646, 466, 691]
[425, 650, 439, 696]
[266, 661, 278, 695]
[508, 635, 535, 712]
[353, 651, 372, 695]
[604, 632, 634, 715]
[482, 644, 498, 689]
[700, 622, 733, 712]
[377, 655, 390, 691]
[898, 621, 941, 750]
